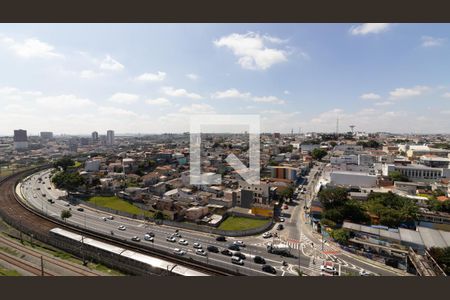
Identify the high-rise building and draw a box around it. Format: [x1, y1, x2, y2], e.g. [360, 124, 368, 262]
[13, 129, 28, 150]
[91, 131, 99, 143]
[40, 131, 54, 140]
[106, 130, 115, 146]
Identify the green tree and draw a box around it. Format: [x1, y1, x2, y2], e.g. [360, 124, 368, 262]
[52, 171, 85, 191]
[61, 210, 72, 222]
[53, 157, 75, 171]
[330, 229, 350, 245]
[428, 247, 450, 275]
[318, 187, 348, 209]
[154, 211, 164, 220]
[311, 148, 328, 161]
[388, 171, 409, 182]
[281, 186, 294, 200]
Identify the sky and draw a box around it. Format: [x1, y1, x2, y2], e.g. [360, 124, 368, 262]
[0, 23, 450, 135]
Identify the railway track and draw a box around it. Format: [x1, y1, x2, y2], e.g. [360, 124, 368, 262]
[0, 168, 235, 276]
[0, 234, 100, 276]
[0, 250, 55, 276]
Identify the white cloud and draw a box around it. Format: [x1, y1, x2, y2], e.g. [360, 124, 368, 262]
[389, 86, 429, 99]
[441, 110, 450, 115]
[80, 70, 103, 79]
[108, 93, 139, 104]
[186, 73, 199, 80]
[97, 106, 137, 117]
[178, 103, 215, 114]
[214, 32, 290, 70]
[421, 36, 445, 47]
[361, 93, 381, 100]
[0, 35, 63, 59]
[442, 92, 450, 98]
[161, 86, 203, 99]
[374, 101, 393, 106]
[283, 90, 290, 95]
[211, 88, 285, 104]
[99, 55, 124, 71]
[36, 95, 95, 110]
[350, 23, 391, 36]
[145, 97, 171, 106]
[135, 71, 166, 82]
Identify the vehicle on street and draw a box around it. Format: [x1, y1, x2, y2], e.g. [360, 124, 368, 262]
[320, 264, 338, 275]
[101, 217, 107, 221]
[262, 232, 272, 239]
[64, 203, 70, 207]
[173, 232, 182, 238]
[228, 244, 240, 251]
[283, 205, 288, 209]
[262, 264, 277, 274]
[173, 248, 186, 256]
[231, 256, 244, 265]
[166, 236, 177, 242]
[77, 207, 84, 212]
[178, 239, 188, 245]
[193, 243, 202, 249]
[195, 249, 207, 256]
[253, 256, 266, 264]
[216, 236, 226, 242]
[207, 245, 219, 253]
[267, 242, 290, 256]
[146, 232, 155, 237]
[279, 218, 285, 222]
[47, 187, 51, 190]
[131, 236, 141, 242]
[359, 270, 370, 276]
[233, 252, 246, 260]
[144, 234, 154, 242]
[277, 224, 284, 230]
[221, 249, 233, 256]
[107, 215, 114, 220]
[118, 225, 126, 231]
[233, 240, 245, 247]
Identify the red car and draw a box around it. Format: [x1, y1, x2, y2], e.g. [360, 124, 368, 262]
[283, 205, 288, 209]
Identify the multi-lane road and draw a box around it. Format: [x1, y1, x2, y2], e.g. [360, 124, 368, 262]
[18, 167, 403, 276]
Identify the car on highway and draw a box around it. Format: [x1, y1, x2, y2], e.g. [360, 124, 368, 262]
[117, 225, 126, 231]
[233, 240, 245, 247]
[228, 244, 240, 251]
[221, 249, 233, 256]
[231, 256, 244, 265]
[131, 236, 141, 242]
[145, 232, 155, 237]
[262, 264, 277, 274]
[359, 270, 370, 276]
[166, 236, 176, 242]
[173, 248, 186, 256]
[101, 217, 107, 221]
[207, 245, 219, 253]
[279, 217, 285, 222]
[195, 249, 207, 256]
[283, 205, 288, 209]
[64, 203, 70, 207]
[144, 234, 154, 242]
[233, 252, 246, 260]
[107, 215, 114, 220]
[216, 236, 226, 242]
[262, 232, 272, 239]
[76, 207, 84, 212]
[47, 187, 51, 190]
[178, 239, 188, 245]
[193, 242, 202, 249]
[172, 231, 182, 238]
[253, 256, 266, 264]
[320, 264, 338, 275]
[277, 224, 284, 231]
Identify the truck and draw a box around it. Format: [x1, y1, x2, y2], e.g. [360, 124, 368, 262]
[267, 242, 291, 256]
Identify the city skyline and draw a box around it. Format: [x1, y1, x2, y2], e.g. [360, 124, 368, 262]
[1, 23, 450, 135]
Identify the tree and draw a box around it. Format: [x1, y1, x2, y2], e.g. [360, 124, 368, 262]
[311, 148, 327, 161]
[428, 247, 450, 275]
[330, 229, 350, 245]
[281, 186, 294, 200]
[52, 171, 85, 191]
[53, 157, 75, 171]
[61, 210, 72, 222]
[318, 187, 348, 209]
[388, 171, 409, 182]
[154, 211, 164, 220]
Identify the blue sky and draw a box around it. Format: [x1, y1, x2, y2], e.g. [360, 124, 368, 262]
[0, 23, 449, 135]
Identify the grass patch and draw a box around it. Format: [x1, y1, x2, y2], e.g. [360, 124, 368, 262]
[0, 266, 21, 276]
[87, 196, 154, 218]
[73, 161, 82, 168]
[0, 246, 19, 257]
[417, 194, 435, 200]
[218, 216, 270, 231]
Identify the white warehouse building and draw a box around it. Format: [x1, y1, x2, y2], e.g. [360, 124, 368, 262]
[330, 171, 378, 188]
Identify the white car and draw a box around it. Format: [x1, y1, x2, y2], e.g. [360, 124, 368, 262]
[101, 217, 107, 221]
[166, 236, 176, 242]
[144, 234, 154, 242]
[280, 218, 285, 222]
[117, 225, 126, 231]
[320, 265, 338, 275]
[195, 249, 207, 256]
[107, 215, 114, 220]
[193, 242, 202, 249]
[231, 256, 244, 265]
[178, 239, 188, 246]
[359, 270, 370, 276]
[262, 232, 272, 239]
[173, 248, 186, 256]
[233, 240, 245, 247]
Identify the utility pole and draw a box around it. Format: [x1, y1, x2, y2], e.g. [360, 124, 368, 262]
[40, 256, 44, 276]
